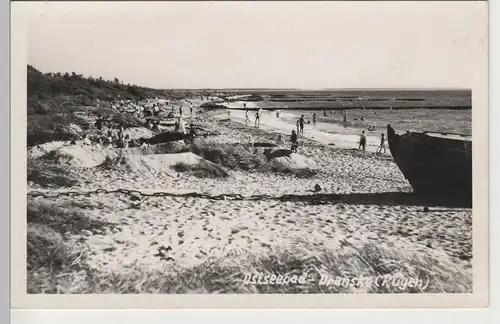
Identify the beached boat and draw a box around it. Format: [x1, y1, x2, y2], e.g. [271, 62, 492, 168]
[386, 124, 472, 206]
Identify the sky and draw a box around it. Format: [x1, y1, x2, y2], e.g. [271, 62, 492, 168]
[24, 1, 487, 90]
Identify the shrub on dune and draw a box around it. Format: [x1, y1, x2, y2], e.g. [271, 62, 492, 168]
[173, 161, 229, 179]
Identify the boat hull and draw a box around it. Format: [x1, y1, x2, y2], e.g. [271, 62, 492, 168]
[387, 125, 472, 207]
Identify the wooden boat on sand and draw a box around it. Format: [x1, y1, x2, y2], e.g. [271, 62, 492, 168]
[386, 124, 472, 206]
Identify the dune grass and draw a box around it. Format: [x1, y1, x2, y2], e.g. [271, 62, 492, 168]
[28, 236, 472, 294]
[27, 158, 79, 188]
[186, 142, 317, 177]
[27, 199, 471, 294]
[27, 200, 115, 235]
[118, 140, 316, 177]
[188, 142, 271, 172]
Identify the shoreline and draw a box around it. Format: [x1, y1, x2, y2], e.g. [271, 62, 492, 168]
[211, 107, 391, 154]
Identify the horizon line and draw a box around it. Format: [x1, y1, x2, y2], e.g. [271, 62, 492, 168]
[28, 65, 470, 92]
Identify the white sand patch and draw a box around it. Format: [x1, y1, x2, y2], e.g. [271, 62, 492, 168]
[51, 190, 471, 274]
[273, 153, 318, 170]
[43, 144, 119, 168]
[28, 141, 68, 159]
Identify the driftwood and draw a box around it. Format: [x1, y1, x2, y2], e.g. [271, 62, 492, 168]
[252, 142, 277, 148]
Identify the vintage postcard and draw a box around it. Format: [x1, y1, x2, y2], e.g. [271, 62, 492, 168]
[11, 1, 489, 309]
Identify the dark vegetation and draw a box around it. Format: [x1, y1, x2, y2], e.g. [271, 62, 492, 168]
[199, 102, 228, 110]
[27, 65, 199, 147]
[27, 158, 79, 188]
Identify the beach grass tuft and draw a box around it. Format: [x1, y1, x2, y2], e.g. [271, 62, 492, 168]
[27, 158, 79, 188]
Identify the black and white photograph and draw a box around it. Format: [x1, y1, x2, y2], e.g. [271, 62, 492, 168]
[11, 1, 488, 308]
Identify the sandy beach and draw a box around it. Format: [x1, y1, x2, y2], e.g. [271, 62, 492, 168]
[27, 94, 472, 294]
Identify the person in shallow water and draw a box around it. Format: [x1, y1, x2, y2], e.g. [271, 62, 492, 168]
[291, 129, 298, 152]
[254, 110, 260, 128]
[358, 131, 367, 151]
[245, 110, 249, 125]
[376, 133, 386, 154]
[299, 115, 305, 136]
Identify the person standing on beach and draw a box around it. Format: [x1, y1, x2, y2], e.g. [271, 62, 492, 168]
[376, 133, 386, 154]
[296, 119, 300, 134]
[245, 110, 250, 125]
[179, 106, 183, 117]
[291, 129, 298, 152]
[276, 134, 286, 148]
[118, 126, 125, 140]
[95, 116, 103, 131]
[299, 115, 305, 136]
[255, 110, 260, 128]
[190, 106, 193, 118]
[123, 135, 130, 149]
[176, 117, 187, 134]
[358, 131, 367, 151]
[312, 112, 317, 124]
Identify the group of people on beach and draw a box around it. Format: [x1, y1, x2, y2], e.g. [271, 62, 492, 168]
[83, 95, 202, 150]
[110, 97, 198, 122]
[235, 103, 390, 155]
[89, 118, 131, 148]
[358, 131, 386, 154]
[243, 104, 264, 129]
